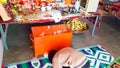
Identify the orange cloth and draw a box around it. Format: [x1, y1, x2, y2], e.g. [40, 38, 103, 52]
[64, 0, 72, 4]
[52, 47, 87, 68]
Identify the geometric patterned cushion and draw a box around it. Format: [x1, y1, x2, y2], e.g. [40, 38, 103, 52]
[77, 45, 114, 68]
[4, 45, 114, 68]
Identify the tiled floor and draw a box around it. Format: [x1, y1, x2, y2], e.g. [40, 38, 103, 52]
[3, 16, 120, 65]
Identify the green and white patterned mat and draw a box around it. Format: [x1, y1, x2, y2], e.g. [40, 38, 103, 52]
[4, 45, 114, 68]
[77, 45, 114, 68]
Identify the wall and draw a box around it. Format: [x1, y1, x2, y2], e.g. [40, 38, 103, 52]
[0, 39, 3, 66]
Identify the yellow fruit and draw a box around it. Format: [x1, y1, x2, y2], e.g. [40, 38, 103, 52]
[0, 0, 7, 3]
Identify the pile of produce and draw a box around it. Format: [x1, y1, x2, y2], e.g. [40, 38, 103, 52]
[65, 18, 88, 33]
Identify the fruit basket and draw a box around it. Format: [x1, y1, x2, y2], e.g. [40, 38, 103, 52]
[64, 18, 89, 33]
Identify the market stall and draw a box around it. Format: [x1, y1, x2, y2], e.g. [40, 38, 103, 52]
[0, 0, 101, 50]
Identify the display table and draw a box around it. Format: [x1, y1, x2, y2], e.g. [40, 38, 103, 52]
[0, 14, 100, 50]
[0, 2, 101, 50]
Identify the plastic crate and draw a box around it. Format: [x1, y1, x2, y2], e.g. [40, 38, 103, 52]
[30, 24, 72, 57]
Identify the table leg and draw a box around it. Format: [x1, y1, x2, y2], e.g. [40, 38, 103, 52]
[91, 16, 99, 36]
[0, 24, 8, 50]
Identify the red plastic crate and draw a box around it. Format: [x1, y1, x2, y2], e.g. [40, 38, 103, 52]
[30, 24, 72, 58]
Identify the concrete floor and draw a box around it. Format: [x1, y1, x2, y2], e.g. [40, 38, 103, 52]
[3, 16, 120, 65]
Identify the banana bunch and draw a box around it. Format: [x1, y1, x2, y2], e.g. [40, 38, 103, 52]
[65, 18, 88, 32]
